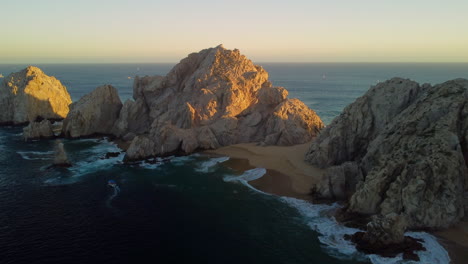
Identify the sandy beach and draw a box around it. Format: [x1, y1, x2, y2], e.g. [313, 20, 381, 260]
[435, 221, 468, 264]
[206, 141, 468, 264]
[205, 141, 324, 197]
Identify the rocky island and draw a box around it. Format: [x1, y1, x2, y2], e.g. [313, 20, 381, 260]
[61, 45, 324, 160]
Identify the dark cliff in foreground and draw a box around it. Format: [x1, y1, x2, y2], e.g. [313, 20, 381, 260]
[306, 77, 468, 258]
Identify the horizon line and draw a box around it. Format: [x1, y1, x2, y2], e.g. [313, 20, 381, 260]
[1, 61, 468, 65]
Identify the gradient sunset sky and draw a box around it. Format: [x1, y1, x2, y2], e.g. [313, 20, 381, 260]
[1, 0, 467, 63]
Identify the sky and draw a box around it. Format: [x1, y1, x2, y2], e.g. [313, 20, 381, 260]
[1, 0, 468, 63]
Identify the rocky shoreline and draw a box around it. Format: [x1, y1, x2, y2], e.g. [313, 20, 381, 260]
[1, 45, 467, 262]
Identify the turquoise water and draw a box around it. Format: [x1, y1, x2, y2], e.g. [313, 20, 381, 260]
[0, 63, 465, 263]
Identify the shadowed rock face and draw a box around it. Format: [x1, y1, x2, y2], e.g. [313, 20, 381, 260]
[306, 78, 468, 229]
[117, 45, 324, 160]
[62, 85, 123, 138]
[0, 66, 72, 125]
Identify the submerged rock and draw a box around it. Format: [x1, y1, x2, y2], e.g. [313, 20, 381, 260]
[119, 45, 323, 160]
[306, 78, 468, 230]
[62, 85, 122, 138]
[23, 119, 54, 141]
[0, 66, 72, 125]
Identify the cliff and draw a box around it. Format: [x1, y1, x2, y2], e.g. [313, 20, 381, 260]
[0, 66, 72, 125]
[306, 78, 468, 230]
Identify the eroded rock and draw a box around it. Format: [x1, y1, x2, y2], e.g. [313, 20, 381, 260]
[23, 119, 54, 140]
[62, 85, 122, 138]
[306, 78, 468, 229]
[0, 66, 72, 125]
[122, 45, 324, 160]
[53, 141, 71, 167]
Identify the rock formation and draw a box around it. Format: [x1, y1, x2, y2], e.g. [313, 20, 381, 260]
[53, 141, 71, 167]
[62, 85, 122, 138]
[345, 213, 425, 261]
[306, 78, 468, 230]
[23, 120, 54, 140]
[0, 66, 72, 125]
[113, 45, 323, 160]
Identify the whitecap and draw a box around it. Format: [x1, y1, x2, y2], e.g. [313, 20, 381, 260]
[223, 168, 269, 194]
[69, 151, 125, 177]
[223, 168, 267, 182]
[140, 160, 163, 170]
[17, 151, 55, 160]
[280, 197, 450, 264]
[195, 156, 230, 172]
[171, 154, 200, 165]
[45, 139, 125, 185]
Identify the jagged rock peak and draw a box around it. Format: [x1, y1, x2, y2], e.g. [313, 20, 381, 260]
[0, 66, 72, 125]
[120, 45, 324, 160]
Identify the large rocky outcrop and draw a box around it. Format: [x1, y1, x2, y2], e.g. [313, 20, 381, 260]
[0, 66, 72, 125]
[306, 78, 468, 230]
[117, 45, 323, 160]
[62, 85, 122, 138]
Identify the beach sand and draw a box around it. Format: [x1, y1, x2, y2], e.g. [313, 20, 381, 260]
[206, 141, 468, 263]
[205, 141, 324, 197]
[435, 221, 468, 264]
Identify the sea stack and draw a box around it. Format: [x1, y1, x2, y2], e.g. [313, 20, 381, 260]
[306, 78, 468, 242]
[0, 66, 72, 125]
[110, 45, 324, 160]
[53, 141, 71, 167]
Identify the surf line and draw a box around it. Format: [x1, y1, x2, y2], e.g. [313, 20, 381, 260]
[106, 180, 121, 208]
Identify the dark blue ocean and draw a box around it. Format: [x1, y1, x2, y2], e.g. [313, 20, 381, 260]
[1, 63, 466, 264]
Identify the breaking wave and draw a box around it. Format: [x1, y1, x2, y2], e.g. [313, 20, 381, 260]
[17, 151, 55, 160]
[195, 156, 230, 172]
[280, 197, 450, 264]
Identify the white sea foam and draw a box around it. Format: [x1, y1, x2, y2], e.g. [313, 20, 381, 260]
[17, 151, 55, 160]
[45, 139, 124, 185]
[195, 156, 230, 172]
[69, 145, 124, 177]
[223, 168, 269, 194]
[170, 153, 204, 165]
[223, 168, 267, 182]
[280, 197, 450, 264]
[139, 161, 163, 170]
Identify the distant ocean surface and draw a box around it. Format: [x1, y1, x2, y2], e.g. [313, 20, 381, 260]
[0, 63, 465, 264]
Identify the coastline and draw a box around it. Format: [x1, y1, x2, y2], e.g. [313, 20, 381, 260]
[205, 141, 324, 195]
[205, 141, 468, 264]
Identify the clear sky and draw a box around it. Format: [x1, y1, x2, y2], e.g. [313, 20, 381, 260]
[1, 0, 468, 63]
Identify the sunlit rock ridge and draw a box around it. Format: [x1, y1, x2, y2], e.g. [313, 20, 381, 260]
[0, 66, 72, 125]
[108, 45, 324, 159]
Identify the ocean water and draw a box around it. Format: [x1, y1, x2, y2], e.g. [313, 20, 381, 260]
[1, 63, 466, 264]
